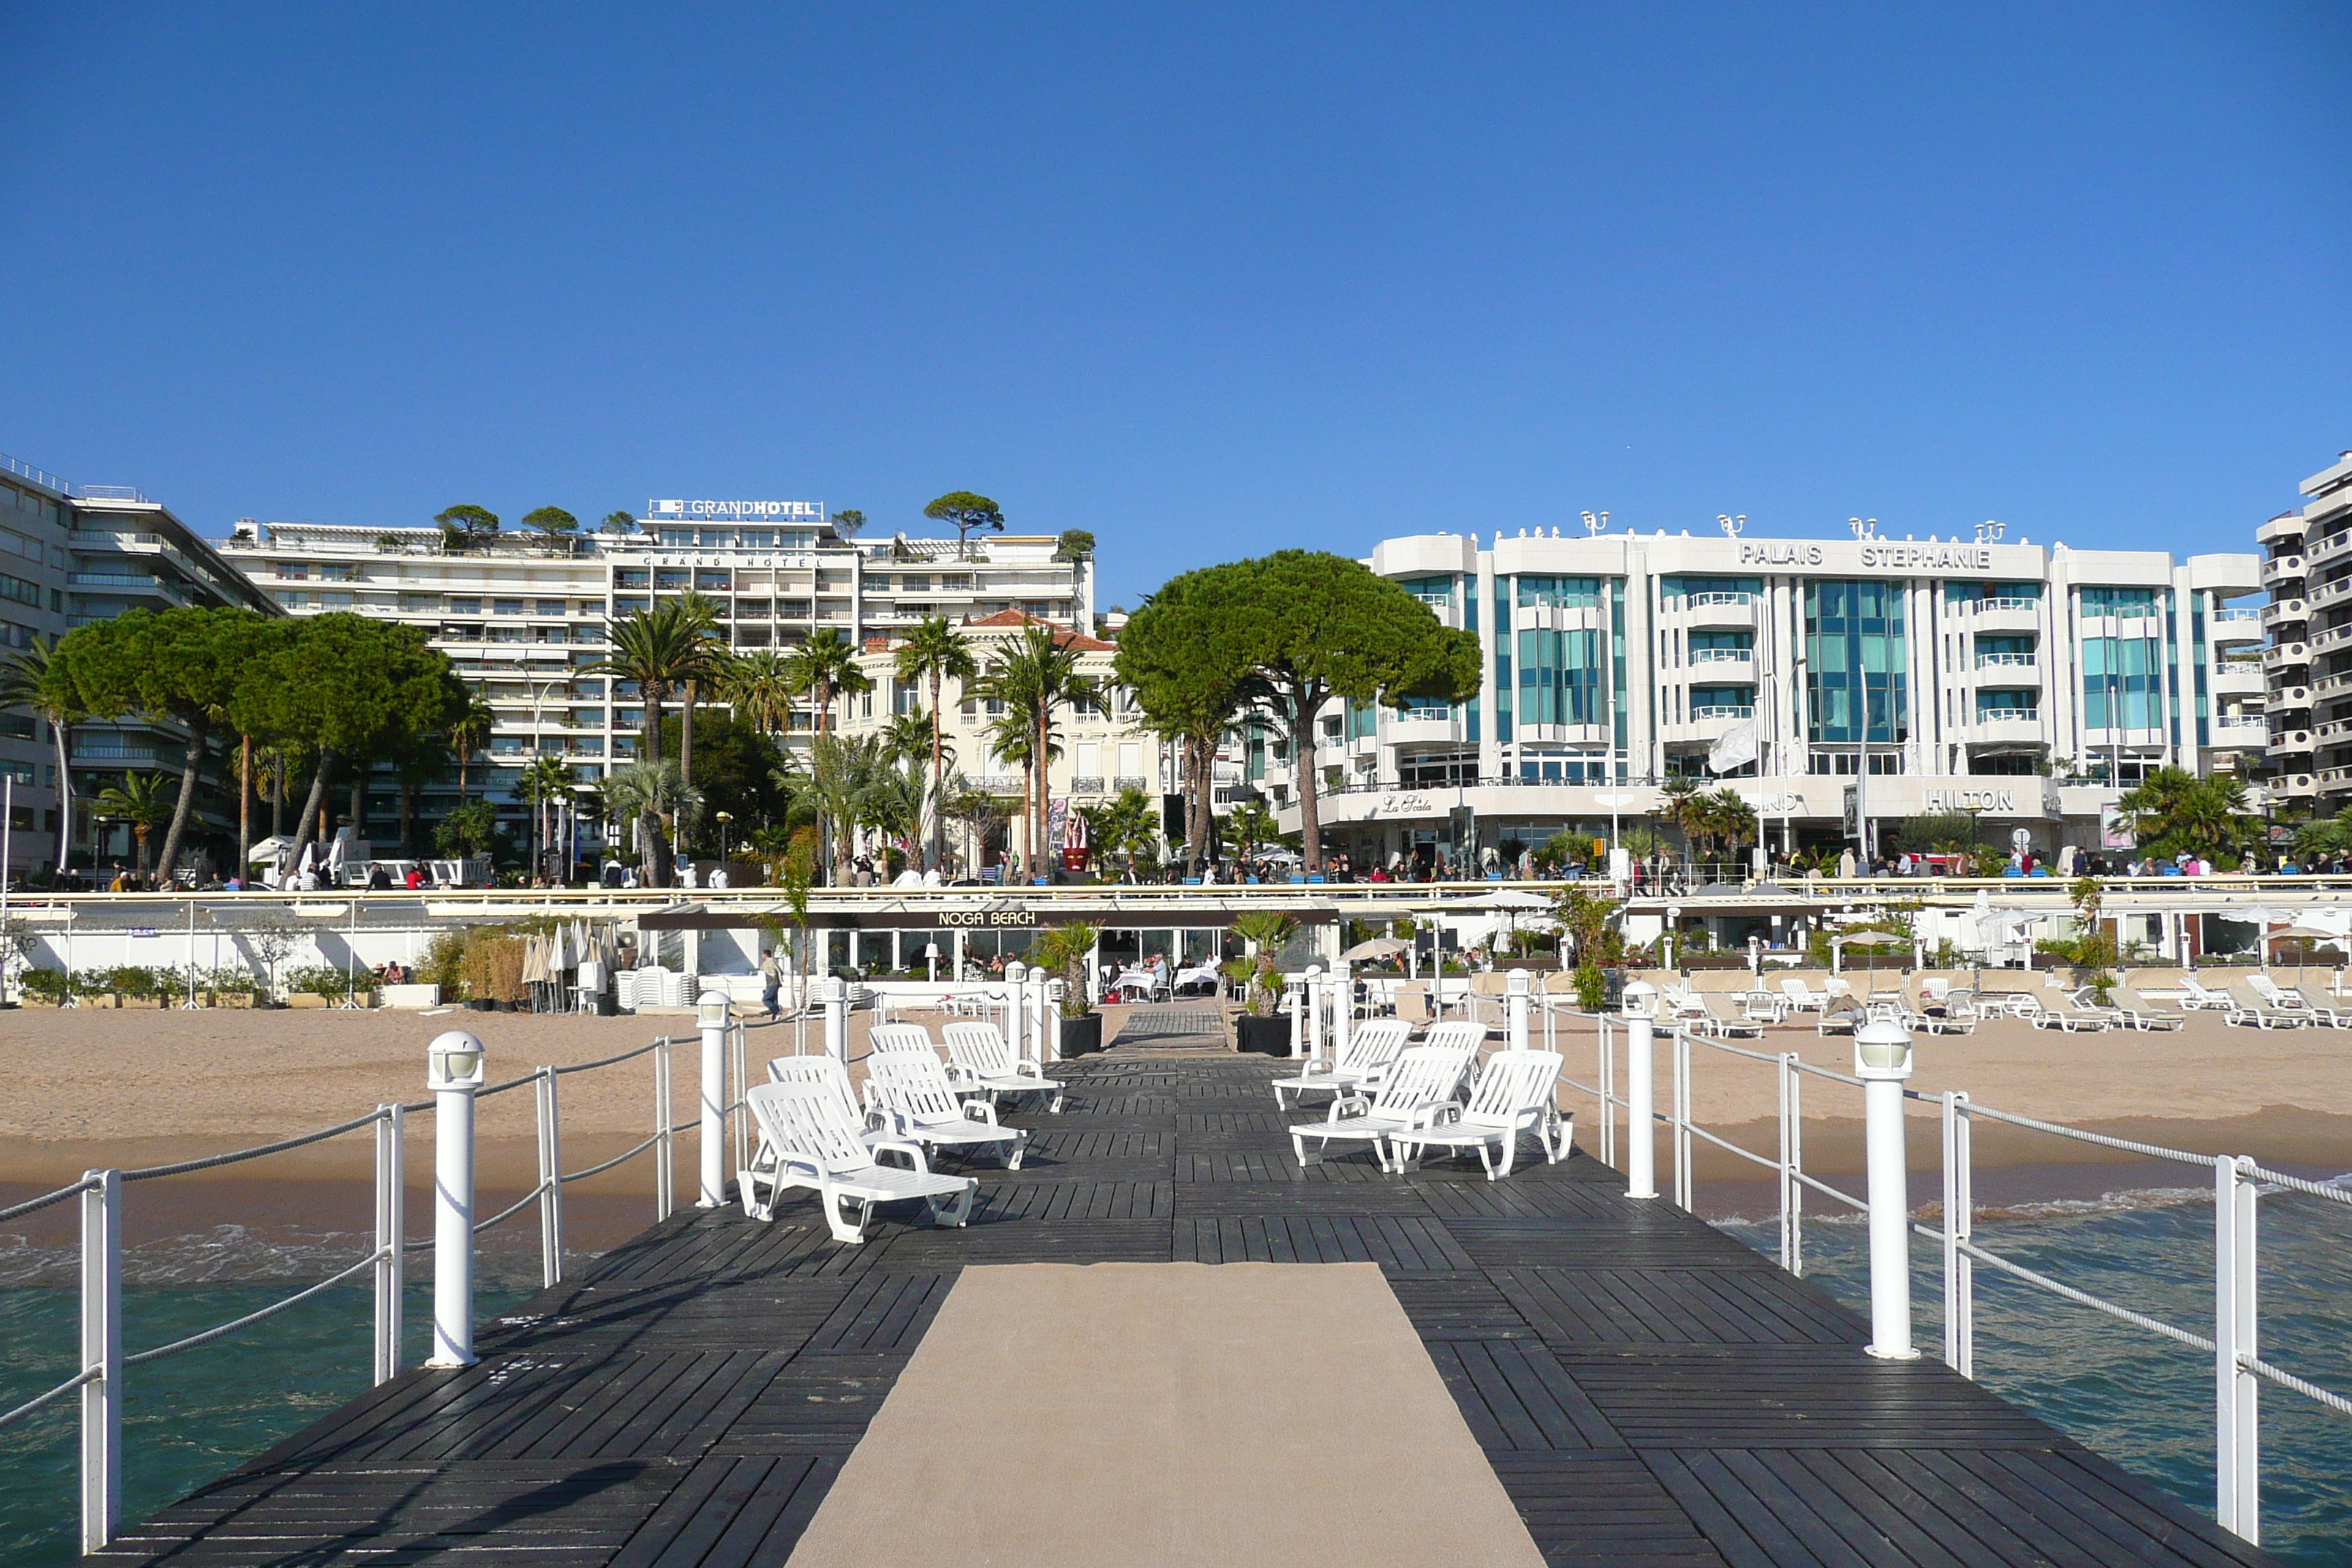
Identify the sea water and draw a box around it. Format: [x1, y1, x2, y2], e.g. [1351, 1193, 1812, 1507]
[2, 1194, 2348, 1565]
[0, 1226, 538, 1568]
[1719, 1180, 2352, 1565]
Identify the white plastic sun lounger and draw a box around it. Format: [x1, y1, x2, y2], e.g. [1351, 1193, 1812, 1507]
[1290, 1030, 1484, 1172]
[1390, 1049, 1568, 1180]
[2106, 986, 2185, 1032]
[740, 1080, 977, 1241]
[941, 1021, 1068, 1111]
[2028, 994, 2111, 1031]
[865, 1049, 1029, 1166]
[2223, 983, 2307, 1030]
[1270, 1019, 1410, 1108]
[2177, 974, 2234, 1011]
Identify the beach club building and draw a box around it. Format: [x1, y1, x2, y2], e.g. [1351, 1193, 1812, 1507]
[1263, 521, 2265, 868]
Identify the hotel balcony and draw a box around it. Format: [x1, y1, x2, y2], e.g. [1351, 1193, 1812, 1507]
[1664, 593, 1759, 630]
[1967, 712, 2044, 744]
[1684, 648, 1754, 673]
[2307, 529, 2352, 571]
[2309, 575, 2352, 611]
[1967, 598, 2043, 634]
[2262, 598, 2308, 630]
[2210, 606, 2266, 641]
[2261, 553, 2307, 587]
[1659, 704, 1756, 744]
[2260, 641, 2308, 671]
[2212, 717, 2269, 747]
[2212, 664, 2266, 698]
[1971, 653, 2041, 685]
[2314, 668, 2352, 701]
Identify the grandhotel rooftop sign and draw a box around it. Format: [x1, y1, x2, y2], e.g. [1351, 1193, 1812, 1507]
[648, 500, 826, 522]
[1736, 540, 1994, 573]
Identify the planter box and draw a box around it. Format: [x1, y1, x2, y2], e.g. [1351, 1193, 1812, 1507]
[287, 994, 331, 1009]
[1235, 1014, 1292, 1055]
[1056, 1013, 1104, 1057]
[381, 984, 442, 1009]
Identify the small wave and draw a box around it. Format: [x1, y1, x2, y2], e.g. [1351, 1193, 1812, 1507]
[0, 1224, 592, 1289]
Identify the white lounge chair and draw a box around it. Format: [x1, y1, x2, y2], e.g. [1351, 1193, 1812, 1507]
[1686, 993, 1766, 1040]
[1390, 1050, 1569, 1180]
[865, 1050, 1030, 1166]
[2107, 986, 2185, 1032]
[1269, 1019, 1410, 1108]
[942, 1021, 1067, 1112]
[2028, 994, 2111, 1031]
[2177, 974, 2234, 1011]
[1921, 988, 1978, 1035]
[1779, 976, 1831, 1013]
[1290, 1042, 1480, 1172]
[740, 1079, 977, 1241]
[2247, 976, 2337, 1025]
[2223, 983, 2307, 1030]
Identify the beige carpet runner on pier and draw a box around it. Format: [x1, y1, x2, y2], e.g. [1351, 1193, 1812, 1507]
[785, 1262, 1545, 1568]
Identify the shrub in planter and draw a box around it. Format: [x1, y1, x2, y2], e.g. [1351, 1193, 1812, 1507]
[71, 969, 116, 1004]
[1057, 1013, 1104, 1056]
[108, 965, 160, 1003]
[17, 967, 69, 1005]
[287, 965, 355, 1001]
[1223, 911, 1297, 1020]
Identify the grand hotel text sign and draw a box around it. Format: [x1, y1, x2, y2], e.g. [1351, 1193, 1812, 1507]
[1736, 541, 1994, 573]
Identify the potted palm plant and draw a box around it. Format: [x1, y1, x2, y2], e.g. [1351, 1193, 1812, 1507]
[1030, 921, 1104, 1055]
[1224, 911, 1297, 1055]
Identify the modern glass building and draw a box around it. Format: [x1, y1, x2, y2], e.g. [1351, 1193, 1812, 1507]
[1264, 524, 2264, 867]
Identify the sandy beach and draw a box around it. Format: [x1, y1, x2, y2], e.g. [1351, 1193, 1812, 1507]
[0, 1003, 2343, 1246]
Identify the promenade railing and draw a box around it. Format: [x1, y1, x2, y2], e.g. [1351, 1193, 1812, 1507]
[0, 1022, 755, 1553]
[1539, 1003, 2351, 1548]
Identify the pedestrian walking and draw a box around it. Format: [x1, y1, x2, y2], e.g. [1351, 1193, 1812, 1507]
[759, 946, 784, 1022]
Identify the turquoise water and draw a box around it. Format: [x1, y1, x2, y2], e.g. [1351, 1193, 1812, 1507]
[0, 1238, 537, 1568]
[1720, 1183, 2352, 1565]
[2, 1194, 2347, 1564]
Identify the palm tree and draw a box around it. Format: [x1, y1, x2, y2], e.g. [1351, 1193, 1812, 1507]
[894, 616, 976, 869]
[0, 636, 81, 874]
[94, 771, 176, 885]
[446, 695, 494, 802]
[2118, 766, 2247, 861]
[976, 625, 1092, 878]
[1080, 785, 1160, 880]
[882, 708, 937, 769]
[1659, 775, 1708, 867]
[599, 761, 698, 886]
[783, 627, 872, 734]
[587, 599, 723, 777]
[774, 733, 889, 881]
[519, 755, 574, 880]
[722, 649, 799, 739]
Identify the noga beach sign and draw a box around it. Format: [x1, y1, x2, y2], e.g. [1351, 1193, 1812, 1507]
[648, 500, 826, 521]
[1737, 541, 1994, 573]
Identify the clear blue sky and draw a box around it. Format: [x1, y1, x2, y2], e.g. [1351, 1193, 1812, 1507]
[5, 3, 2349, 607]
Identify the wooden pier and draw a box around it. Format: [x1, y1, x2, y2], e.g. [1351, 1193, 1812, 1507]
[86, 1024, 2274, 1567]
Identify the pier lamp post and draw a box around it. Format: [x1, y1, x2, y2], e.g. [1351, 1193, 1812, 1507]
[1507, 968, 1531, 1052]
[1855, 1019, 1921, 1360]
[696, 990, 732, 1208]
[1620, 979, 1659, 1200]
[823, 975, 849, 1060]
[1003, 961, 1027, 1060]
[715, 811, 733, 868]
[1294, 964, 1321, 1060]
[426, 1030, 486, 1368]
[924, 941, 940, 984]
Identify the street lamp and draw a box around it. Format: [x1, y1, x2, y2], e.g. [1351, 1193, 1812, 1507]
[715, 810, 734, 867]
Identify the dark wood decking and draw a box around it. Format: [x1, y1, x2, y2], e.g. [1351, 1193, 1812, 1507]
[87, 1033, 2275, 1567]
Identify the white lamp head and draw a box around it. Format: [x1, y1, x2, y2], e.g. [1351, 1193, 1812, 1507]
[426, 1030, 486, 1091]
[1006, 960, 1026, 981]
[1855, 1019, 1914, 1079]
[924, 942, 940, 960]
[1507, 967, 1531, 995]
[696, 989, 733, 1029]
[1621, 979, 1659, 1019]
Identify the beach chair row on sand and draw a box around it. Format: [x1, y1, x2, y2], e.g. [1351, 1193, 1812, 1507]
[742, 1022, 1068, 1243]
[1287, 1023, 1572, 1181]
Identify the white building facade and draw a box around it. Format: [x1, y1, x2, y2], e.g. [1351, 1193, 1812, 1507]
[1264, 524, 2264, 868]
[218, 512, 1096, 856]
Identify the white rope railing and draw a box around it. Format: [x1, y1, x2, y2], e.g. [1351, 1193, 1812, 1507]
[1550, 1003, 2351, 1552]
[11, 1022, 707, 1554]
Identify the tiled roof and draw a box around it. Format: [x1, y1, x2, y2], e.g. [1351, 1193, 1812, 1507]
[960, 608, 1115, 652]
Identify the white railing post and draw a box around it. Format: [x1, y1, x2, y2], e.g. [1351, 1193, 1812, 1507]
[1297, 965, 1321, 1061]
[80, 1168, 120, 1554]
[534, 1066, 563, 1288]
[1003, 962, 1026, 1062]
[1333, 958, 1352, 1064]
[1621, 983, 1658, 1200]
[653, 1037, 674, 1221]
[1598, 1016, 1615, 1169]
[2216, 1154, 2261, 1542]
[1941, 1091, 1973, 1378]
[1787, 1058, 1805, 1275]
[1777, 1055, 1797, 1270]
[818, 982, 846, 1067]
[1855, 1021, 1918, 1361]
[374, 1105, 404, 1385]
[1506, 968, 1530, 1052]
[1284, 984, 1304, 1058]
[1030, 965, 1054, 1063]
[1673, 1027, 1692, 1211]
[426, 1031, 484, 1369]
[729, 1021, 750, 1177]
[697, 991, 732, 1207]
